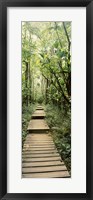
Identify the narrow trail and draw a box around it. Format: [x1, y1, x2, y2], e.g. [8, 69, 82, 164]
[22, 106, 70, 178]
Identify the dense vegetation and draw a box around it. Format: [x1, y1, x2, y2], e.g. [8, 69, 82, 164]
[22, 22, 71, 172]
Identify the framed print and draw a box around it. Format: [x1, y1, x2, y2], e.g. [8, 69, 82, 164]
[0, 0, 93, 199]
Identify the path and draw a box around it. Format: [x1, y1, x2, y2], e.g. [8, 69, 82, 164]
[22, 106, 70, 178]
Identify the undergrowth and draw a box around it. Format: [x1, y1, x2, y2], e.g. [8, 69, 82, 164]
[45, 103, 71, 174]
[22, 103, 36, 147]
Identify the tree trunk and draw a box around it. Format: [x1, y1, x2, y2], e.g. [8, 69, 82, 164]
[28, 62, 31, 104]
[25, 62, 29, 106]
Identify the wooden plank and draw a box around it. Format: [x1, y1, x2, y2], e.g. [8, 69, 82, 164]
[22, 153, 59, 158]
[23, 157, 61, 162]
[23, 147, 56, 151]
[22, 124, 70, 178]
[25, 140, 54, 143]
[22, 165, 67, 173]
[26, 133, 51, 136]
[22, 150, 58, 154]
[25, 140, 52, 142]
[27, 119, 49, 131]
[24, 145, 56, 149]
[24, 143, 53, 146]
[26, 136, 52, 140]
[22, 171, 70, 178]
[25, 137, 52, 140]
[27, 135, 52, 138]
[24, 142, 54, 146]
[24, 137, 52, 140]
[24, 140, 53, 143]
[23, 149, 56, 153]
[26, 138, 52, 140]
[25, 135, 51, 137]
[22, 161, 64, 167]
[23, 145, 55, 148]
[32, 110, 45, 115]
[23, 148, 56, 152]
[23, 151, 58, 155]
[24, 143, 53, 145]
[24, 145, 55, 148]
[23, 146, 55, 149]
[28, 134, 51, 137]
[24, 143, 55, 147]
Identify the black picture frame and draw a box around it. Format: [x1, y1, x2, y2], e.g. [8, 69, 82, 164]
[0, 0, 93, 199]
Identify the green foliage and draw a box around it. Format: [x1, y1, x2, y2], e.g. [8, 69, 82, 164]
[22, 21, 71, 106]
[22, 104, 36, 146]
[36, 95, 44, 104]
[45, 104, 71, 173]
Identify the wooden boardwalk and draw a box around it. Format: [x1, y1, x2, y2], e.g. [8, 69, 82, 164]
[22, 106, 70, 178]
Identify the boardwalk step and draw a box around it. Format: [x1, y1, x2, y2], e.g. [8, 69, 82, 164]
[23, 148, 56, 151]
[22, 150, 58, 154]
[23, 161, 64, 167]
[32, 111, 45, 119]
[24, 142, 54, 147]
[23, 145, 55, 148]
[23, 156, 62, 162]
[36, 107, 44, 110]
[22, 153, 59, 158]
[22, 165, 67, 173]
[27, 119, 49, 133]
[22, 107, 70, 178]
[23, 171, 70, 178]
